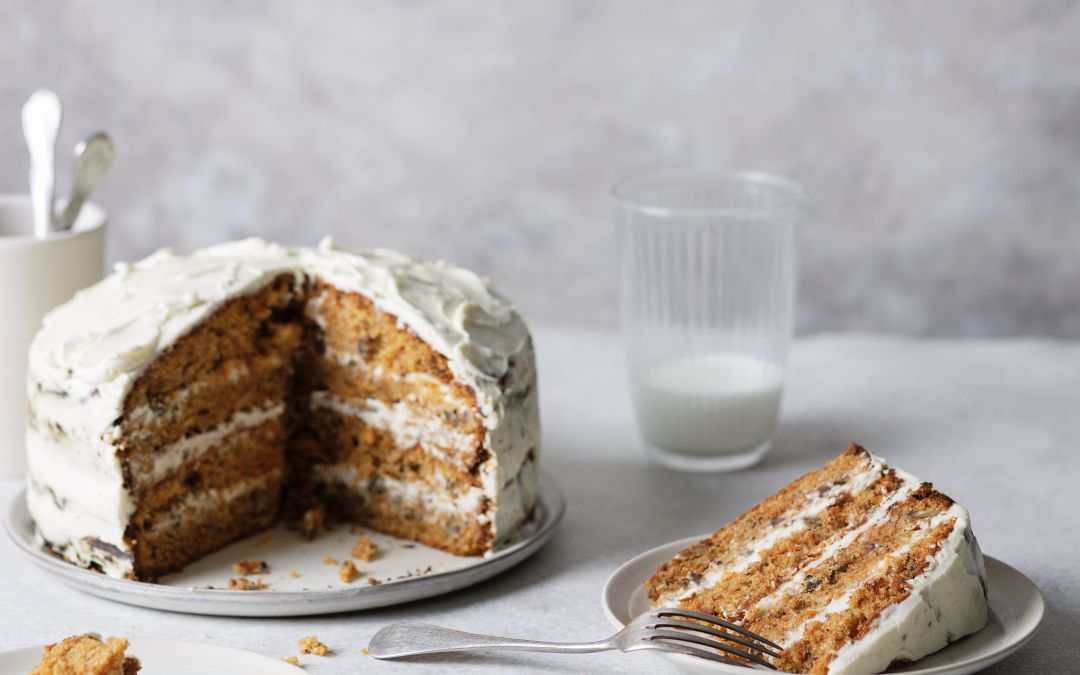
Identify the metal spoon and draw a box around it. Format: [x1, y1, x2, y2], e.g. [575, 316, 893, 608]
[21, 89, 63, 240]
[60, 132, 115, 230]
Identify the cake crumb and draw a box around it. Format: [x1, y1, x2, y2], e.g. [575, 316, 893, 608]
[362, 648, 369, 655]
[351, 534, 378, 562]
[322, 555, 337, 565]
[367, 577, 381, 586]
[30, 634, 141, 675]
[228, 577, 267, 590]
[281, 655, 300, 666]
[297, 636, 329, 656]
[233, 558, 269, 575]
[299, 508, 325, 541]
[290, 570, 299, 578]
[339, 559, 359, 583]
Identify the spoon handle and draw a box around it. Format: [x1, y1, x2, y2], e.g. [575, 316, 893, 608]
[22, 89, 63, 240]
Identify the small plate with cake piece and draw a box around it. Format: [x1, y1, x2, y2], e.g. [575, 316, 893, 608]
[3, 471, 564, 617]
[0, 637, 300, 674]
[603, 447, 1045, 675]
[603, 538, 1044, 675]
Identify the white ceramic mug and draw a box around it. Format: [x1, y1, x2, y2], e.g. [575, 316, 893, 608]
[0, 194, 105, 478]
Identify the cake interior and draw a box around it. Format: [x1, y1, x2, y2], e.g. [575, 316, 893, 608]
[647, 445, 986, 674]
[111, 273, 506, 580]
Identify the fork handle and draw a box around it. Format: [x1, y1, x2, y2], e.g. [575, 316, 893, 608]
[367, 622, 611, 659]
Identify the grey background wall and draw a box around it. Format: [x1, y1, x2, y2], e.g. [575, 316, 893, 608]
[2, 1, 1078, 336]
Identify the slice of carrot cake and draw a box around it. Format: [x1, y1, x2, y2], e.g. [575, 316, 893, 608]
[647, 445, 988, 674]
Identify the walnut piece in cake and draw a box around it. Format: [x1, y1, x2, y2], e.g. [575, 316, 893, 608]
[232, 558, 268, 575]
[351, 534, 378, 562]
[30, 634, 141, 675]
[297, 636, 329, 656]
[339, 559, 359, 583]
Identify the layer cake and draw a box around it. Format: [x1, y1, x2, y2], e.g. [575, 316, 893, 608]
[26, 238, 539, 581]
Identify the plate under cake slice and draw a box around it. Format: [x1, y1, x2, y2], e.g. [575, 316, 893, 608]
[646, 445, 988, 675]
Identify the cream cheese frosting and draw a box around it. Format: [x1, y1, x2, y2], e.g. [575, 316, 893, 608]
[26, 237, 540, 574]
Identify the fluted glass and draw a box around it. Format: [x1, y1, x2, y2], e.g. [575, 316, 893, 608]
[614, 170, 803, 471]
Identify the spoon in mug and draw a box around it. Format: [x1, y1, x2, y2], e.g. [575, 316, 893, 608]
[59, 132, 115, 230]
[21, 89, 63, 240]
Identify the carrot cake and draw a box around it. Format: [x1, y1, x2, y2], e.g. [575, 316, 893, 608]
[25, 238, 540, 581]
[30, 634, 140, 675]
[647, 445, 987, 674]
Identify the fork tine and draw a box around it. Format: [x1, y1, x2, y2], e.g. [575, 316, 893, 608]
[637, 639, 777, 671]
[647, 629, 778, 670]
[651, 617, 782, 659]
[653, 608, 783, 651]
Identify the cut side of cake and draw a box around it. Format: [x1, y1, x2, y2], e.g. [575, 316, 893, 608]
[30, 634, 141, 675]
[647, 445, 987, 675]
[25, 238, 539, 581]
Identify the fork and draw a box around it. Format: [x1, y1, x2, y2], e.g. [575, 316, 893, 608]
[367, 607, 783, 669]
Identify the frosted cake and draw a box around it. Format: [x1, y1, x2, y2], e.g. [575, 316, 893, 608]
[26, 238, 539, 581]
[647, 445, 987, 674]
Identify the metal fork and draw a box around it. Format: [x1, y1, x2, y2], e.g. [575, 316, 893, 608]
[367, 607, 783, 669]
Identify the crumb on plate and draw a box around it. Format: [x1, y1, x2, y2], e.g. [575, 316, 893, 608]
[233, 558, 269, 575]
[339, 559, 359, 583]
[299, 507, 325, 541]
[228, 577, 267, 591]
[297, 636, 329, 656]
[351, 534, 378, 562]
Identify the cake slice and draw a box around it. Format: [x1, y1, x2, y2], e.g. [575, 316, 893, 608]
[30, 634, 140, 675]
[647, 445, 988, 674]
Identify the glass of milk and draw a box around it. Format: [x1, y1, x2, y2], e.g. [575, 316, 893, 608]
[613, 170, 803, 472]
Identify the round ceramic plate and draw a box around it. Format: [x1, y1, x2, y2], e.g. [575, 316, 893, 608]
[4, 471, 563, 617]
[0, 638, 298, 675]
[602, 534, 1044, 675]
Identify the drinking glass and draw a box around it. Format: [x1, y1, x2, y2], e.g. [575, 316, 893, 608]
[613, 170, 803, 472]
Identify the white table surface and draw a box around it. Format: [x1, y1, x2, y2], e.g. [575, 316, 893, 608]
[1, 328, 1076, 673]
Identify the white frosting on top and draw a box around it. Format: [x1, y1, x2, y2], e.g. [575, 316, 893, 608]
[25, 237, 540, 575]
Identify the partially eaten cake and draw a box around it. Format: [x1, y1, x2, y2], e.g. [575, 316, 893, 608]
[26, 238, 539, 581]
[647, 445, 987, 674]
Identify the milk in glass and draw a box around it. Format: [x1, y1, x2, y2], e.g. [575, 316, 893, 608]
[631, 352, 783, 456]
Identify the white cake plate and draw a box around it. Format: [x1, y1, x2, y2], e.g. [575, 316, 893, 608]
[4, 471, 563, 617]
[0, 638, 300, 675]
[602, 534, 1044, 675]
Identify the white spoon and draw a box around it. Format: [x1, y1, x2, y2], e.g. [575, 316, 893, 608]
[21, 89, 63, 240]
[60, 132, 115, 230]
